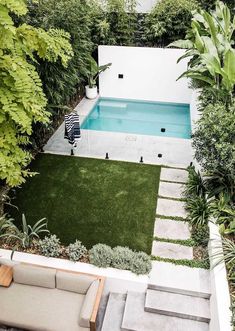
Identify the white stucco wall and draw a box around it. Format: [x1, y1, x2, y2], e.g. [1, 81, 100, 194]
[208, 222, 232, 331]
[97, 0, 159, 13]
[136, 0, 159, 13]
[98, 46, 192, 104]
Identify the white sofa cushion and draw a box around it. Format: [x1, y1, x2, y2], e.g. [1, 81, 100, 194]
[79, 280, 99, 328]
[13, 264, 56, 289]
[0, 283, 88, 331]
[56, 271, 96, 294]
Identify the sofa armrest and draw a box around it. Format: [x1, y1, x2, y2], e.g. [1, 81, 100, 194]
[90, 277, 105, 331]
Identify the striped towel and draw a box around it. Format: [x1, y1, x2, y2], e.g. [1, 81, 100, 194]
[64, 112, 81, 146]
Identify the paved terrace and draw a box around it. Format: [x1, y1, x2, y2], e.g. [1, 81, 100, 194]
[44, 97, 193, 168]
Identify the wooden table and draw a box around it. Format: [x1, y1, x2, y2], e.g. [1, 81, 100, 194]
[0, 265, 13, 287]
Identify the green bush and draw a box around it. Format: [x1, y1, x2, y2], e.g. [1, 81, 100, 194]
[192, 102, 235, 176]
[184, 165, 206, 198]
[186, 196, 210, 227]
[89, 244, 113, 268]
[66, 240, 87, 262]
[91, 0, 138, 46]
[145, 0, 198, 45]
[191, 225, 209, 247]
[112, 246, 135, 270]
[130, 251, 152, 275]
[38, 235, 61, 258]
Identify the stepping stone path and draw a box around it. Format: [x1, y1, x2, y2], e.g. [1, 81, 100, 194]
[152, 241, 193, 260]
[158, 181, 185, 199]
[156, 198, 187, 219]
[154, 218, 190, 240]
[152, 167, 192, 261]
[160, 168, 188, 183]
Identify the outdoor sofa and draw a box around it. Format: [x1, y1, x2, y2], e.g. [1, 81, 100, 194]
[0, 261, 105, 331]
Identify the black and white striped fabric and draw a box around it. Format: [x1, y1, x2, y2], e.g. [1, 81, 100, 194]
[64, 112, 81, 146]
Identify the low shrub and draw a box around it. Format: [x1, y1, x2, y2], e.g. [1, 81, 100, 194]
[89, 244, 113, 268]
[186, 196, 210, 227]
[130, 251, 152, 275]
[191, 225, 209, 247]
[192, 102, 235, 177]
[112, 246, 135, 270]
[66, 240, 87, 262]
[89, 244, 152, 275]
[38, 234, 61, 258]
[184, 165, 206, 198]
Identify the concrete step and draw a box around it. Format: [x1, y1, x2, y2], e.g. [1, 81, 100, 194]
[151, 241, 193, 260]
[121, 291, 209, 331]
[145, 289, 210, 323]
[149, 261, 211, 299]
[154, 218, 191, 240]
[158, 181, 185, 199]
[156, 198, 187, 219]
[101, 293, 126, 331]
[160, 168, 188, 183]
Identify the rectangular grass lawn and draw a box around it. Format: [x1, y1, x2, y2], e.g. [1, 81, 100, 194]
[8, 154, 160, 254]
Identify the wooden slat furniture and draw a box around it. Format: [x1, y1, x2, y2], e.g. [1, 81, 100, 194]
[0, 265, 13, 287]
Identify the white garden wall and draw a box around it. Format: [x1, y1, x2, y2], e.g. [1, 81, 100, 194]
[136, 0, 159, 13]
[97, 0, 159, 13]
[208, 222, 232, 331]
[98, 46, 192, 104]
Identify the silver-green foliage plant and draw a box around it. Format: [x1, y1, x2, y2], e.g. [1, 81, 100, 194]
[170, 1, 235, 99]
[112, 246, 135, 270]
[6, 214, 49, 249]
[66, 240, 87, 262]
[38, 234, 61, 258]
[89, 244, 152, 275]
[89, 243, 113, 268]
[130, 251, 152, 275]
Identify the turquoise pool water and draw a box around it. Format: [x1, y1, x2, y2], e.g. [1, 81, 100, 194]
[82, 98, 191, 139]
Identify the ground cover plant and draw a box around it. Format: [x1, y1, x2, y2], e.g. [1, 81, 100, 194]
[6, 154, 160, 254]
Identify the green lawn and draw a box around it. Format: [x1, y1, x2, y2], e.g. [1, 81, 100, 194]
[8, 154, 160, 254]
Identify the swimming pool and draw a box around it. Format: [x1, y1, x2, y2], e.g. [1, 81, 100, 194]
[81, 98, 191, 139]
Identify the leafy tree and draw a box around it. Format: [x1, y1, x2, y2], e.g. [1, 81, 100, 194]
[170, 1, 235, 102]
[0, 0, 73, 186]
[26, 0, 94, 106]
[145, 0, 198, 46]
[24, 0, 96, 149]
